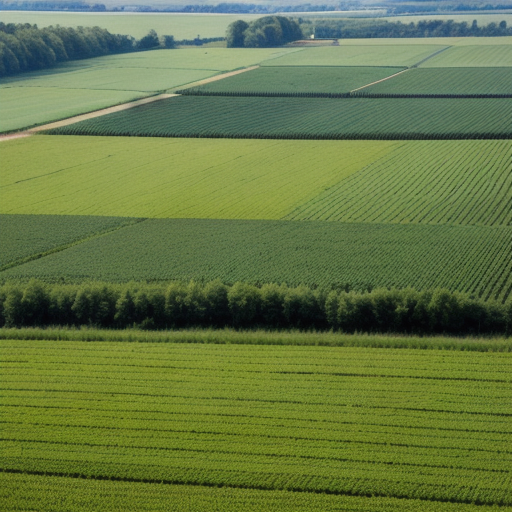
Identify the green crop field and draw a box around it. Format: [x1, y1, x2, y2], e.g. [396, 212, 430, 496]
[2, 66, 218, 92]
[286, 140, 512, 226]
[420, 44, 512, 67]
[354, 67, 512, 97]
[180, 66, 405, 97]
[261, 44, 448, 67]
[0, 136, 397, 218]
[0, 215, 137, 269]
[1, 138, 510, 227]
[0, 48, 296, 132]
[2, 219, 511, 301]
[0, 87, 150, 133]
[46, 95, 512, 139]
[0, 340, 511, 510]
[0, 12, 261, 39]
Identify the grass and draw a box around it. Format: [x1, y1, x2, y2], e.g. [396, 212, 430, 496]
[1, 327, 511, 351]
[179, 66, 405, 96]
[0, 215, 137, 269]
[2, 219, 511, 301]
[0, 339, 510, 509]
[0, 136, 397, 218]
[285, 140, 512, 226]
[354, 67, 512, 97]
[420, 44, 512, 67]
[261, 44, 448, 67]
[45, 95, 512, 140]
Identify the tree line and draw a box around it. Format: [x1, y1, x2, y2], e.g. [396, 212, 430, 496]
[304, 18, 511, 38]
[1, 280, 511, 335]
[0, 23, 178, 77]
[227, 16, 302, 47]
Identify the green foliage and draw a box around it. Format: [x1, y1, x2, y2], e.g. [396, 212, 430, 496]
[0, 22, 135, 77]
[227, 16, 302, 48]
[226, 20, 249, 48]
[1, 280, 511, 334]
[47, 96, 512, 140]
[180, 66, 405, 97]
[1, 340, 511, 508]
[137, 29, 159, 50]
[2, 220, 511, 303]
[354, 67, 512, 97]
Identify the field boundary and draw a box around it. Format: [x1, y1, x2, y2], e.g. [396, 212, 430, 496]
[0, 218, 147, 273]
[170, 65, 259, 92]
[350, 68, 410, 93]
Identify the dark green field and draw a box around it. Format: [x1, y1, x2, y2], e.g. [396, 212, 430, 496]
[179, 66, 405, 97]
[2, 218, 511, 301]
[0, 215, 137, 270]
[353, 67, 512, 97]
[46, 96, 512, 140]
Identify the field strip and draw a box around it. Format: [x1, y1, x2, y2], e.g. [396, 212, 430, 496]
[0, 94, 177, 142]
[171, 65, 259, 91]
[350, 69, 410, 93]
[412, 46, 452, 67]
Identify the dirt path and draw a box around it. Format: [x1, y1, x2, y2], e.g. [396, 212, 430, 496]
[0, 66, 259, 142]
[350, 68, 410, 93]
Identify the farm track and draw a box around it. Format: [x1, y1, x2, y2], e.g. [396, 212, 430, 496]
[0, 66, 260, 142]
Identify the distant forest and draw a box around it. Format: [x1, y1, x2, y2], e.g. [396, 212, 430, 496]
[0, 24, 215, 77]
[0, 0, 511, 13]
[303, 18, 512, 38]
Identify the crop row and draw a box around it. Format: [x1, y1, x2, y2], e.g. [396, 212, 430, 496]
[178, 66, 405, 97]
[2, 472, 506, 512]
[1, 341, 510, 505]
[286, 140, 512, 226]
[0, 214, 136, 270]
[44, 96, 512, 140]
[179, 67, 512, 98]
[2, 220, 511, 302]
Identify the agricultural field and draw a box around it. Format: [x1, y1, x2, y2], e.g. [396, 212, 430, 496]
[180, 66, 405, 96]
[353, 67, 512, 97]
[1, 137, 510, 228]
[2, 219, 511, 301]
[46, 95, 512, 139]
[0, 48, 295, 133]
[0, 136, 397, 218]
[261, 44, 448, 67]
[0, 12, 261, 39]
[0, 215, 136, 270]
[420, 44, 512, 67]
[0, 86, 150, 134]
[285, 140, 512, 226]
[0, 340, 511, 511]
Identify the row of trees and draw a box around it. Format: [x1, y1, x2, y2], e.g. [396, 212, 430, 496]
[0, 23, 179, 77]
[305, 18, 511, 38]
[227, 16, 303, 48]
[1, 280, 511, 335]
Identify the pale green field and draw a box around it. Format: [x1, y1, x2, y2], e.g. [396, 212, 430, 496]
[0, 12, 260, 39]
[332, 36, 512, 45]
[0, 136, 398, 219]
[263, 44, 447, 67]
[380, 13, 512, 25]
[0, 47, 298, 132]
[420, 44, 512, 67]
[0, 87, 149, 133]
[1, 66, 217, 91]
